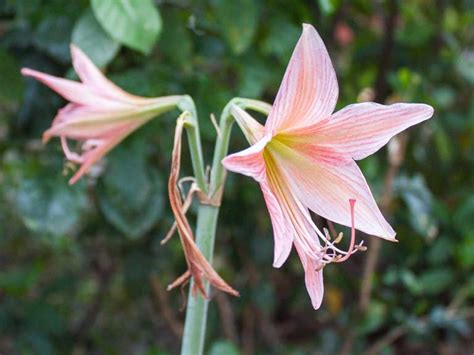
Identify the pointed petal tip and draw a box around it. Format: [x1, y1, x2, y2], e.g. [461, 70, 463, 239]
[42, 132, 51, 144]
[70, 43, 85, 60]
[301, 23, 317, 39]
[272, 257, 285, 269]
[272, 242, 292, 268]
[68, 173, 80, 185]
[21, 68, 36, 77]
[221, 155, 231, 169]
[312, 299, 323, 310]
[410, 103, 434, 120]
[422, 103, 434, 118]
[379, 231, 397, 242]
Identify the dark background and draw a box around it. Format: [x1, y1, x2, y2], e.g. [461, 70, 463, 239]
[0, 0, 473, 354]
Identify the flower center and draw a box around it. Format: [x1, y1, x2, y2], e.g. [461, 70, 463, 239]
[263, 137, 365, 267]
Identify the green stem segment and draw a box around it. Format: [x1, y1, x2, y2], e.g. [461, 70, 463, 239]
[178, 96, 208, 193]
[180, 98, 271, 355]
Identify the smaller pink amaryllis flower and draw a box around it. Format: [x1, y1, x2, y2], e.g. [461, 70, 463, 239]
[222, 24, 433, 309]
[22, 45, 183, 184]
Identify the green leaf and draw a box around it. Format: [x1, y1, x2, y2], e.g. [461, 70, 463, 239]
[417, 269, 454, 295]
[0, 263, 43, 296]
[358, 300, 387, 334]
[91, 0, 162, 55]
[318, 0, 341, 16]
[212, 0, 259, 55]
[456, 234, 474, 268]
[395, 174, 438, 240]
[238, 57, 275, 98]
[456, 51, 474, 85]
[96, 138, 164, 238]
[0, 49, 24, 104]
[400, 270, 422, 295]
[72, 9, 120, 67]
[15, 175, 88, 237]
[261, 17, 300, 62]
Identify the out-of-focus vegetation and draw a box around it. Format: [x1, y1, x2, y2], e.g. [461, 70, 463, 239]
[0, 0, 473, 354]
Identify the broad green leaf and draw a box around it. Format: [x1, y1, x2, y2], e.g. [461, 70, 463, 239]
[72, 9, 120, 67]
[456, 234, 474, 268]
[238, 57, 275, 98]
[318, 0, 341, 16]
[261, 17, 300, 62]
[400, 270, 423, 295]
[96, 138, 164, 238]
[0, 263, 43, 296]
[417, 269, 454, 295]
[212, 0, 259, 55]
[15, 174, 88, 237]
[395, 174, 438, 240]
[91, 0, 162, 54]
[358, 300, 387, 334]
[456, 51, 474, 85]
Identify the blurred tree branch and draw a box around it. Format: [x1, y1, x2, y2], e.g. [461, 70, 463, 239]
[358, 0, 400, 314]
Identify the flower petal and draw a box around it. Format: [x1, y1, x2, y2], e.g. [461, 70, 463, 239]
[230, 104, 265, 145]
[294, 240, 324, 309]
[260, 179, 294, 267]
[270, 142, 396, 240]
[222, 135, 271, 182]
[266, 24, 338, 133]
[70, 45, 151, 104]
[67, 121, 142, 184]
[43, 104, 156, 141]
[287, 103, 434, 162]
[21, 68, 123, 108]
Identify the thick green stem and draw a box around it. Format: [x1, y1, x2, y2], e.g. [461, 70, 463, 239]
[178, 96, 208, 193]
[180, 98, 271, 355]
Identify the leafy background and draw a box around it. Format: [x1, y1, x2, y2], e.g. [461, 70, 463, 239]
[0, 0, 473, 354]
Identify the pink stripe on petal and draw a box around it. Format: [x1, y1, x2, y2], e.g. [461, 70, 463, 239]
[68, 121, 142, 184]
[70, 45, 149, 104]
[21, 68, 122, 108]
[260, 180, 294, 267]
[266, 24, 338, 133]
[295, 102, 434, 161]
[270, 143, 396, 240]
[44, 107, 156, 140]
[222, 135, 271, 182]
[230, 105, 265, 144]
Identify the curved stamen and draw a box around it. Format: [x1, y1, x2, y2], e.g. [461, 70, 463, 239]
[61, 136, 85, 164]
[333, 199, 356, 263]
[82, 139, 104, 151]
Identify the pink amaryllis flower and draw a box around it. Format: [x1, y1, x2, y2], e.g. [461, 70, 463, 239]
[222, 24, 433, 309]
[22, 45, 182, 184]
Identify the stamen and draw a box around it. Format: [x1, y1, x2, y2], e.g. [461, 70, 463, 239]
[323, 228, 331, 240]
[265, 154, 363, 266]
[61, 136, 84, 164]
[82, 139, 103, 151]
[333, 232, 343, 244]
[333, 199, 356, 263]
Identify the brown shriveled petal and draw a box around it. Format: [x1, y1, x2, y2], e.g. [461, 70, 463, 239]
[161, 181, 200, 245]
[167, 114, 239, 298]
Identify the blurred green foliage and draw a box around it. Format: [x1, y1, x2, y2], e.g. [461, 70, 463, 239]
[0, 0, 473, 354]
